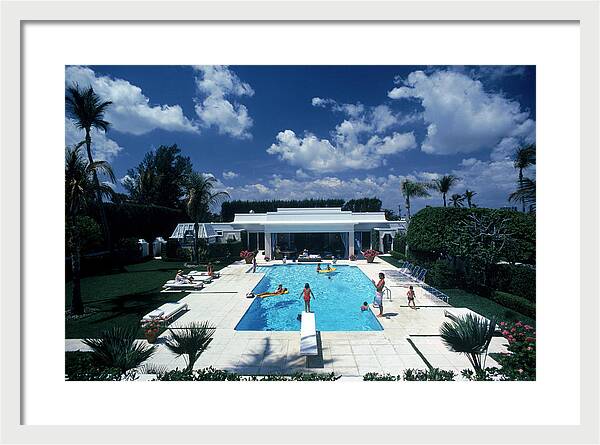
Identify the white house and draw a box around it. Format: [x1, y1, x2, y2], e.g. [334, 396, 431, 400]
[171, 208, 406, 258]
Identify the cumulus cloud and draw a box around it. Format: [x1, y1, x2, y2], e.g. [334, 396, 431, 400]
[193, 66, 254, 139]
[65, 117, 124, 162]
[65, 66, 199, 135]
[388, 70, 535, 155]
[222, 170, 239, 180]
[269, 98, 417, 172]
[267, 129, 416, 173]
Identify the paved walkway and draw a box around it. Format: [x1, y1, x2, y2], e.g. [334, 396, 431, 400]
[67, 256, 509, 378]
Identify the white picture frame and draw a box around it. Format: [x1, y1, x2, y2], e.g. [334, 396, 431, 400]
[1, 1, 598, 444]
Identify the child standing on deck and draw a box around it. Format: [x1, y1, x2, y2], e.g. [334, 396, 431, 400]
[300, 283, 315, 313]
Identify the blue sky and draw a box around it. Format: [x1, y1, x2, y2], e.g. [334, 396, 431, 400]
[65, 65, 536, 215]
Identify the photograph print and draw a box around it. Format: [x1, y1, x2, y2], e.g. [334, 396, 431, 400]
[65, 65, 536, 382]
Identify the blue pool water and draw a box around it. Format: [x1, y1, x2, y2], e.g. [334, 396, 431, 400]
[235, 264, 383, 331]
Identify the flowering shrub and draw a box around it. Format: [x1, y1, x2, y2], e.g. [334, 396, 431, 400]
[362, 249, 380, 260]
[349, 254, 357, 261]
[495, 321, 536, 380]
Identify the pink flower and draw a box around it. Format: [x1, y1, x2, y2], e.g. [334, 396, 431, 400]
[502, 330, 509, 336]
[524, 325, 532, 330]
[516, 321, 522, 326]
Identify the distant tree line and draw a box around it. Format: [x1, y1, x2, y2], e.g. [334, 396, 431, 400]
[221, 199, 345, 222]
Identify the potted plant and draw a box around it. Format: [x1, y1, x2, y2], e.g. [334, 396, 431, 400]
[240, 250, 254, 264]
[349, 254, 357, 261]
[143, 318, 164, 344]
[362, 249, 380, 263]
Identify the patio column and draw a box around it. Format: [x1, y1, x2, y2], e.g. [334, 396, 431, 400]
[379, 232, 385, 253]
[348, 229, 355, 258]
[264, 231, 271, 257]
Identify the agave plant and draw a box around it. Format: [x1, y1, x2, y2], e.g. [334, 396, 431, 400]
[439, 313, 496, 376]
[165, 321, 216, 372]
[83, 326, 157, 374]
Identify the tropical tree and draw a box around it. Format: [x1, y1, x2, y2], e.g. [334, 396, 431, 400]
[65, 83, 114, 250]
[509, 177, 536, 212]
[66, 144, 116, 315]
[432, 174, 460, 207]
[185, 173, 230, 263]
[165, 321, 216, 372]
[440, 313, 497, 377]
[83, 326, 157, 374]
[513, 144, 536, 212]
[463, 189, 477, 208]
[450, 193, 465, 207]
[400, 179, 430, 220]
[123, 144, 193, 208]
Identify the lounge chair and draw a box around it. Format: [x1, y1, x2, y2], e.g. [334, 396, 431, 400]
[141, 302, 189, 324]
[300, 311, 318, 356]
[188, 270, 220, 278]
[162, 281, 204, 291]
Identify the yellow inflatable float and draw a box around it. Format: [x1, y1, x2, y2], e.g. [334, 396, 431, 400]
[317, 267, 336, 273]
[257, 289, 289, 298]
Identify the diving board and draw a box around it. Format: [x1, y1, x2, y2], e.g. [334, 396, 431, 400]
[300, 311, 318, 356]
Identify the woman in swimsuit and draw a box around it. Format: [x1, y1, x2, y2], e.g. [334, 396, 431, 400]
[407, 285, 417, 309]
[371, 272, 385, 317]
[300, 282, 315, 313]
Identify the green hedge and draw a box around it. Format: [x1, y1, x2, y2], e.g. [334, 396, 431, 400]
[490, 291, 536, 319]
[406, 207, 535, 264]
[100, 202, 185, 243]
[221, 199, 345, 222]
[393, 233, 407, 253]
[491, 264, 536, 303]
[425, 259, 461, 289]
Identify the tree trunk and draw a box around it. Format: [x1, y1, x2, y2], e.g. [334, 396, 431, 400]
[70, 215, 84, 315]
[443, 193, 447, 207]
[193, 222, 199, 264]
[519, 168, 525, 212]
[84, 128, 113, 256]
[405, 197, 411, 220]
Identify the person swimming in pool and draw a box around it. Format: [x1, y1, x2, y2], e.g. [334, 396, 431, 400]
[325, 264, 332, 271]
[275, 283, 287, 294]
[316, 263, 322, 271]
[360, 301, 369, 311]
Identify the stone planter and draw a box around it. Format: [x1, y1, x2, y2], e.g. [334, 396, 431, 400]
[243, 257, 253, 264]
[365, 256, 375, 263]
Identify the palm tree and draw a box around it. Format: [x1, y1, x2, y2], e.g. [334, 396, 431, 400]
[66, 144, 115, 315]
[185, 173, 230, 264]
[83, 326, 157, 374]
[400, 179, 430, 220]
[450, 193, 465, 207]
[440, 313, 497, 377]
[509, 177, 536, 212]
[165, 321, 216, 372]
[432, 174, 460, 207]
[463, 189, 477, 208]
[513, 144, 536, 212]
[65, 83, 114, 251]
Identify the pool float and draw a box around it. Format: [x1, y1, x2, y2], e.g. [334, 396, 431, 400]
[257, 289, 289, 298]
[317, 267, 336, 273]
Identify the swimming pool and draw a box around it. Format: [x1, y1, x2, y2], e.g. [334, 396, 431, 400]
[235, 264, 383, 331]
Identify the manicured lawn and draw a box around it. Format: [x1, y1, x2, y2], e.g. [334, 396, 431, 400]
[65, 258, 233, 339]
[441, 288, 535, 326]
[379, 255, 535, 325]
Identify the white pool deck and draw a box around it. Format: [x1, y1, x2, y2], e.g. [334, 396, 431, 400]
[66, 255, 509, 378]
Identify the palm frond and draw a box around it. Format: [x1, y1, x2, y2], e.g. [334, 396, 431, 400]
[82, 326, 157, 373]
[165, 321, 216, 372]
